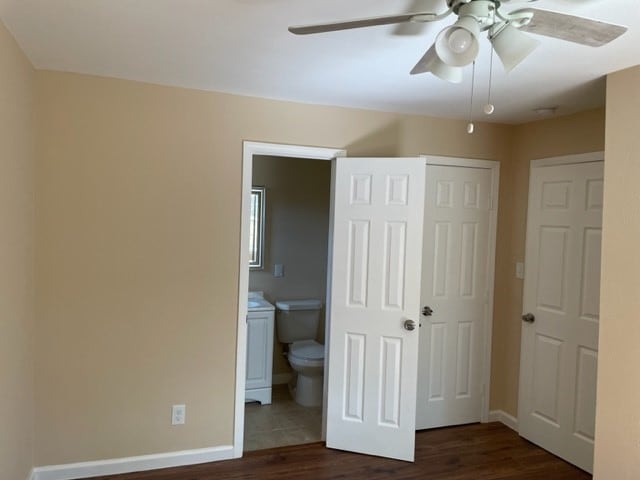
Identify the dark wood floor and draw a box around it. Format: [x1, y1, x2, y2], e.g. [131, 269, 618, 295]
[87, 423, 591, 480]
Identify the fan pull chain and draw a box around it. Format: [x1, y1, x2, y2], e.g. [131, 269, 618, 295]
[484, 44, 495, 115]
[467, 61, 476, 134]
[485, 7, 496, 116]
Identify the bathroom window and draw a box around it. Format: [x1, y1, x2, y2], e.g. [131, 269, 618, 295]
[249, 187, 266, 269]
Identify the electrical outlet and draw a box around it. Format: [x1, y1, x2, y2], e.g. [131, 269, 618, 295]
[171, 404, 186, 425]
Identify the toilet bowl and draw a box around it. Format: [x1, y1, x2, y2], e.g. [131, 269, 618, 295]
[275, 299, 324, 407]
[288, 340, 324, 407]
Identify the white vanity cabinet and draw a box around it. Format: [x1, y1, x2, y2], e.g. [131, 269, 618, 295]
[245, 297, 275, 404]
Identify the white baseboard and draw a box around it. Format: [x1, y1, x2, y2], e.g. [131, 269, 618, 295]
[272, 372, 292, 385]
[28, 468, 36, 480]
[488, 410, 519, 432]
[31, 444, 233, 480]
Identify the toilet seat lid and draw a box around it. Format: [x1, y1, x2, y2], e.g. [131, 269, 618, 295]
[290, 340, 324, 360]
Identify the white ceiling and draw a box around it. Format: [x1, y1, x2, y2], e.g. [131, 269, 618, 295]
[1, 0, 638, 123]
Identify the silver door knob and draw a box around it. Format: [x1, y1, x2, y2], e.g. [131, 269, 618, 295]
[521, 313, 535, 323]
[403, 319, 417, 331]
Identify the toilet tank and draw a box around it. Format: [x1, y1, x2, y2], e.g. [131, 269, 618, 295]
[275, 299, 323, 343]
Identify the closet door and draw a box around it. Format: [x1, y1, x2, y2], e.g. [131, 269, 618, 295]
[416, 159, 498, 430]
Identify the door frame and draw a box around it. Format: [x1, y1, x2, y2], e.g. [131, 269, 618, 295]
[422, 155, 500, 423]
[528, 151, 604, 169]
[234, 141, 346, 458]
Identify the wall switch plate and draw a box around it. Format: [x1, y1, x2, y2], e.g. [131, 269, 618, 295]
[516, 262, 525, 280]
[274, 263, 284, 277]
[171, 404, 186, 425]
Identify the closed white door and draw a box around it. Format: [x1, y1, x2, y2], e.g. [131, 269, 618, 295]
[518, 159, 603, 473]
[326, 157, 425, 461]
[416, 164, 495, 429]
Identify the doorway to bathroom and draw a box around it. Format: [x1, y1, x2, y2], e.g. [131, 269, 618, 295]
[235, 142, 346, 456]
[244, 155, 330, 451]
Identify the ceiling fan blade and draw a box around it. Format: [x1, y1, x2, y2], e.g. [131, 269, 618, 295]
[410, 48, 434, 75]
[410, 46, 463, 83]
[289, 13, 425, 35]
[517, 8, 627, 47]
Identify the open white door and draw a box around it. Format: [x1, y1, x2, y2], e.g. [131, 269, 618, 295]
[518, 155, 603, 473]
[326, 157, 425, 461]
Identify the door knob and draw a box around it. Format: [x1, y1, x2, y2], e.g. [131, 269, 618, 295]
[521, 313, 535, 324]
[403, 319, 417, 331]
[422, 306, 434, 316]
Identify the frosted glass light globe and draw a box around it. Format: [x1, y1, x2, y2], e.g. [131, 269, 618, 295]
[448, 29, 473, 54]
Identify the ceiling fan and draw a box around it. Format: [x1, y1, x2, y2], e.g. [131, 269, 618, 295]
[288, 0, 627, 83]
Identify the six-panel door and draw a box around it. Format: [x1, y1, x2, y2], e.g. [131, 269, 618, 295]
[416, 164, 494, 429]
[326, 157, 425, 461]
[519, 160, 603, 473]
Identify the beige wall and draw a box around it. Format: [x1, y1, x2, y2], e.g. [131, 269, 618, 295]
[34, 70, 514, 465]
[249, 155, 332, 376]
[489, 108, 606, 415]
[593, 67, 640, 479]
[0, 20, 35, 480]
[31, 67, 608, 466]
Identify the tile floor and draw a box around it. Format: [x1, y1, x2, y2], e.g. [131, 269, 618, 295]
[244, 384, 323, 451]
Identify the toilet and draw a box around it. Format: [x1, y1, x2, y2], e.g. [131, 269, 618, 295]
[275, 299, 324, 407]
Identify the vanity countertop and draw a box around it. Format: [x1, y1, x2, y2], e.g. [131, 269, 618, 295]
[247, 293, 275, 312]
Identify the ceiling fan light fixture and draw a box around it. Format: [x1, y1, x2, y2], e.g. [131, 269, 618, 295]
[411, 45, 464, 83]
[435, 16, 481, 67]
[490, 23, 540, 73]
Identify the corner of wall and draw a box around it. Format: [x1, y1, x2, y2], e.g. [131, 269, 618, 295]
[0, 17, 37, 480]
